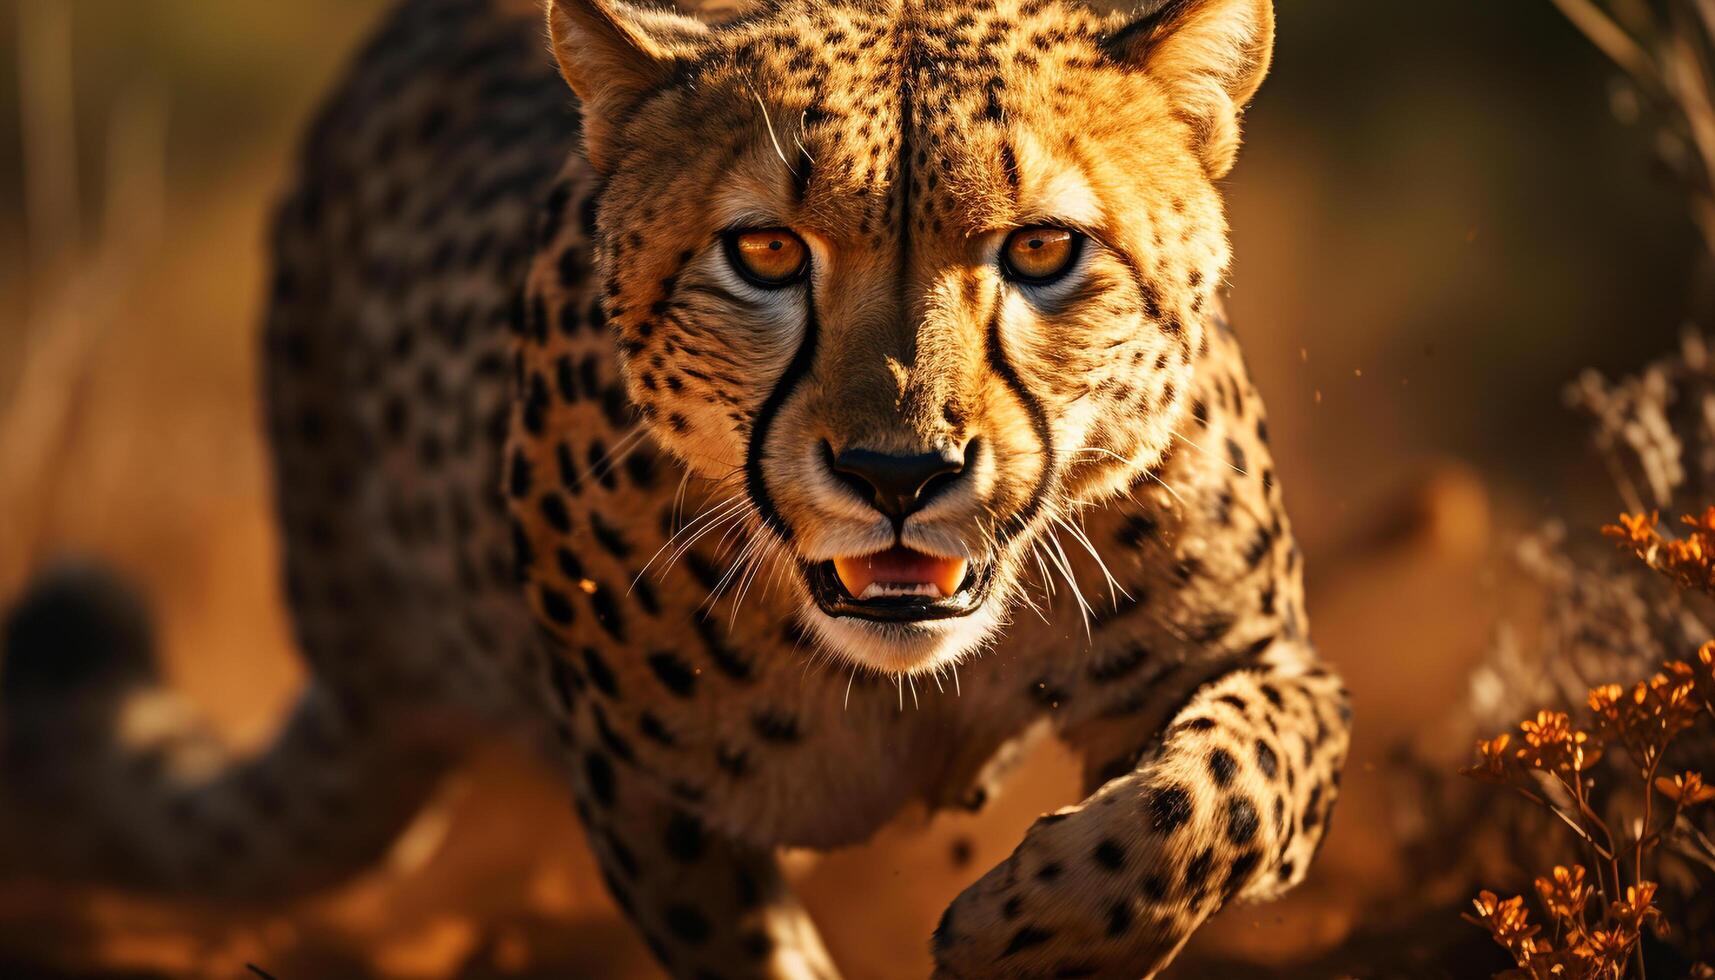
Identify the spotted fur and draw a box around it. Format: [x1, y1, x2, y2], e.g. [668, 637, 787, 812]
[0, 0, 1348, 976]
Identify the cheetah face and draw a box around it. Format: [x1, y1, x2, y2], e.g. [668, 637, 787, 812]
[548, 0, 1272, 674]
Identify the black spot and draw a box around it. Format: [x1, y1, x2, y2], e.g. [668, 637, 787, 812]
[1001, 926, 1053, 958]
[556, 547, 585, 581]
[1227, 795, 1260, 845]
[589, 582, 627, 642]
[1144, 784, 1193, 835]
[1087, 644, 1149, 683]
[1139, 873, 1169, 902]
[663, 903, 711, 945]
[582, 647, 617, 696]
[751, 709, 802, 744]
[1224, 850, 1260, 897]
[1225, 438, 1247, 474]
[1027, 678, 1070, 708]
[1244, 528, 1274, 569]
[693, 615, 754, 681]
[1192, 616, 1234, 644]
[647, 651, 697, 698]
[539, 493, 572, 533]
[1255, 739, 1279, 779]
[715, 744, 750, 778]
[1303, 784, 1324, 831]
[1091, 838, 1126, 871]
[740, 929, 772, 961]
[539, 586, 575, 625]
[638, 710, 675, 746]
[663, 811, 706, 863]
[583, 752, 615, 807]
[606, 830, 640, 877]
[590, 512, 633, 558]
[549, 442, 580, 497]
[1207, 748, 1237, 787]
[1117, 513, 1158, 548]
[1105, 900, 1132, 937]
[1002, 895, 1024, 920]
[507, 449, 533, 498]
[624, 450, 660, 489]
[1035, 861, 1062, 882]
[1183, 846, 1215, 893]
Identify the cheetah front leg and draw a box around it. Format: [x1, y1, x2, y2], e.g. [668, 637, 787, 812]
[564, 742, 839, 980]
[931, 642, 1350, 979]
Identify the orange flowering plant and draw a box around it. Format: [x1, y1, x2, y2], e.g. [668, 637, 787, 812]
[1459, 511, 1715, 979]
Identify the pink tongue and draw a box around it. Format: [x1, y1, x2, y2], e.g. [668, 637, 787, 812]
[832, 546, 968, 598]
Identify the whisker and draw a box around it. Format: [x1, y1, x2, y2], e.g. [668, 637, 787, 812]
[641, 495, 749, 583]
[567, 426, 647, 491]
[708, 528, 769, 609]
[729, 532, 779, 619]
[1045, 526, 1094, 637]
[747, 79, 797, 176]
[1173, 429, 1245, 475]
[1139, 467, 1187, 508]
[627, 494, 740, 586]
[1054, 510, 1129, 608]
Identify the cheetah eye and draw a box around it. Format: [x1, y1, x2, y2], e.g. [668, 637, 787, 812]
[724, 228, 809, 288]
[1000, 226, 1083, 285]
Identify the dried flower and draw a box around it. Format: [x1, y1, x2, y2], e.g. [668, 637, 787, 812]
[1515, 710, 1603, 773]
[1653, 770, 1715, 805]
[1465, 890, 1544, 966]
[1695, 641, 1715, 707]
[1534, 865, 1592, 920]
[1463, 733, 1518, 783]
[1608, 881, 1661, 933]
[1575, 928, 1634, 969]
[1606, 508, 1715, 595]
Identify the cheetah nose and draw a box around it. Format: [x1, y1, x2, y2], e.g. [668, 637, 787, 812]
[826, 443, 970, 521]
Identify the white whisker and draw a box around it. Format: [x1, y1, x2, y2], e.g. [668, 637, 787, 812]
[1173, 429, 1245, 475]
[748, 80, 797, 176]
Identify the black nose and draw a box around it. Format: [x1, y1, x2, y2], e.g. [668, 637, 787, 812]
[828, 444, 969, 521]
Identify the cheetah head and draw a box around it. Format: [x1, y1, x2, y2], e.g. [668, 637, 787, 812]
[545, 0, 1272, 674]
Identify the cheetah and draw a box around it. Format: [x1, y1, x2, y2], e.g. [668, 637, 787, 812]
[0, 0, 1350, 976]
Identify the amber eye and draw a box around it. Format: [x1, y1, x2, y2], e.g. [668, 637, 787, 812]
[1001, 226, 1082, 284]
[724, 228, 810, 287]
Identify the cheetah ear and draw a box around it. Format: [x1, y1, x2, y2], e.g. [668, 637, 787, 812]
[547, 0, 710, 172]
[1101, 0, 1274, 178]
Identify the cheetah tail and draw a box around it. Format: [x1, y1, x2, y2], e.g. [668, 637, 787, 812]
[0, 562, 456, 900]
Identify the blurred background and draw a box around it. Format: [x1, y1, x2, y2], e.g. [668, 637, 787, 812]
[0, 0, 1703, 977]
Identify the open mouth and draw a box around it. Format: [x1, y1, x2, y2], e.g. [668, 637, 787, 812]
[805, 546, 992, 622]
